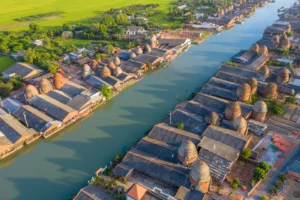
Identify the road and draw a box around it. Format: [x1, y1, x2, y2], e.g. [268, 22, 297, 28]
[248, 143, 300, 199]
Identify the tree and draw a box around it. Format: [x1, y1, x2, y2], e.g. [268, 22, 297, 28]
[186, 14, 194, 23]
[102, 15, 116, 27]
[82, 51, 87, 57]
[116, 13, 129, 25]
[106, 44, 114, 55]
[253, 167, 267, 181]
[233, 178, 240, 185]
[24, 48, 37, 64]
[9, 77, 24, 90]
[99, 24, 108, 38]
[100, 85, 112, 99]
[258, 162, 271, 172]
[48, 62, 60, 74]
[62, 23, 73, 31]
[0, 82, 13, 98]
[177, 123, 184, 130]
[242, 149, 252, 159]
[95, 53, 101, 60]
[0, 44, 10, 54]
[29, 23, 40, 33]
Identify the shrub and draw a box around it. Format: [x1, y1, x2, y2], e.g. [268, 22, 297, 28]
[285, 97, 297, 104]
[232, 183, 239, 189]
[233, 178, 240, 185]
[270, 186, 276, 193]
[275, 180, 282, 187]
[225, 60, 239, 67]
[100, 85, 113, 99]
[262, 195, 269, 200]
[286, 31, 293, 37]
[177, 123, 184, 130]
[265, 100, 284, 116]
[280, 173, 286, 181]
[242, 149, 252, 159]
[114, 154, 122, 162]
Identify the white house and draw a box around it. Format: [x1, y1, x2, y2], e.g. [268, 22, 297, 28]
[30, 39, 43, 46]
[125, 26, 146, 35]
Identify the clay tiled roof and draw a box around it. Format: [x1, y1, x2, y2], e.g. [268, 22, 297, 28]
[127, 184, 148, 200]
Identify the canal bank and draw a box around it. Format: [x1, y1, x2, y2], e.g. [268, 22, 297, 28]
[0, 0, 296, 199]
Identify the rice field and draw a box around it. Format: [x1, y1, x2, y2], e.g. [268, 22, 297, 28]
[0, 0, 172, 30]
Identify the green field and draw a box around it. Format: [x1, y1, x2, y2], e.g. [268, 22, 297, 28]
[0, 0, 171, 30]
[0, 56, 15, 73]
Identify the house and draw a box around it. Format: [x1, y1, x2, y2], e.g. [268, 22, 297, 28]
[183, 23, 223, 32]
[207, 16, 236, 28]
[67, 94, 92, 113]
[192, 92, 253, 119]
[231, 47, 269, 71]
[126, 183, 184, 200]
[1, 98, 23, 114]
[149, 48, 174, 60]
[117, 51, 132, 61]
[61, 31, 73, 38]
[13, 105, 62, 133]
[76, 57, 92, 66]
[124, 59, 147, 71]
[86, 75, 112, 89]
[101, 76, 122, 88]
[147, 123, 201, 146]
[47, 90, 73, 104]
[2, 63, 43, 80]
[69, 52, 83, 61]
[59, 81, 86, 98]
[133, 17, 148, 23]
[10, 50, 26, 60]
[157, 38, 191, 52]
[28, 94, 78, 123]
[177, 4, 187, 10]
[133, 54, 163, 67]
[74, 184, 115, 200]
[264, 26, 286, 36]
[198, 126, 251, 182]
[59, 54, 70, 62]
[180, 31, 202, 38]
[164, 109, 207, 136]
[126, 26, 146, 35]
[0, 114, 38, 159]
[30, 39, 43, 46]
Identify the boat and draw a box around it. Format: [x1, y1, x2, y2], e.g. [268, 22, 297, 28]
[278, 7, 284, 12]
[236, 19, 245, 24]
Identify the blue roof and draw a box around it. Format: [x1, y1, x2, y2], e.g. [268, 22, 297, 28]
[289, 159, 300, 174]
[117, 51, 131, 60]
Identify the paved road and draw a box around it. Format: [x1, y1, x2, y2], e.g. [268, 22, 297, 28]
[248, 144, 300, 199]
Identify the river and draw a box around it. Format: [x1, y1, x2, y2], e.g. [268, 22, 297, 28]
[0, 0, 296, 199]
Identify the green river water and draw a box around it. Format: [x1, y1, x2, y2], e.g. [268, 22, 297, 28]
[0, 0, 296, 199]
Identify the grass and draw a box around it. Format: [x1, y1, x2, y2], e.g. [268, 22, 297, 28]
[0, 56, 15, 73]
[0, 0, 172, 31]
